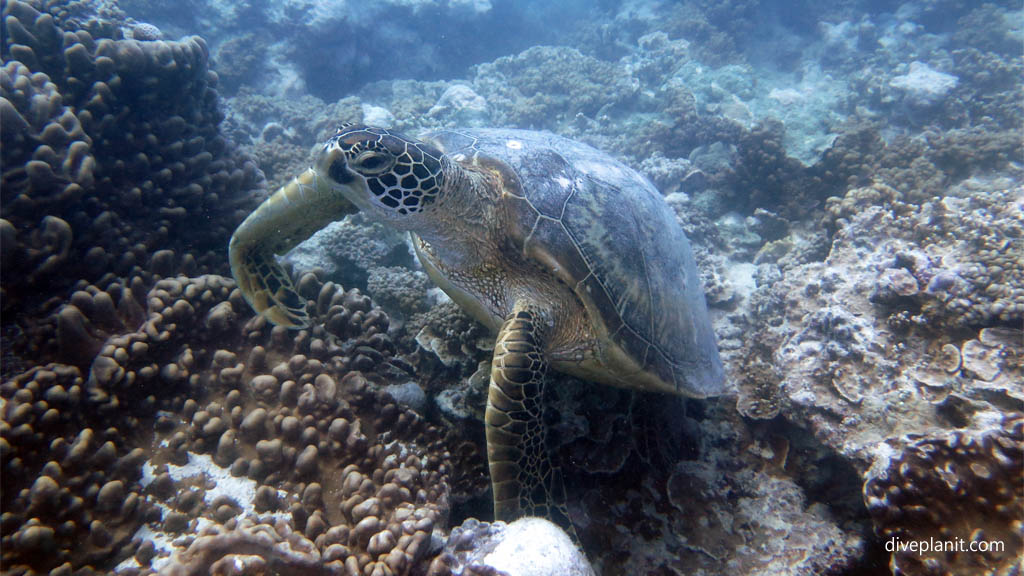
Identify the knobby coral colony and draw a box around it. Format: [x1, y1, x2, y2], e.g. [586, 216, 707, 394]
[864, 415, 1022, 576]
[0, 2, 479, 574]
[3, 272, 468, 575]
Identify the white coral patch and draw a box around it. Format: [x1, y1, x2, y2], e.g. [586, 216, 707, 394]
[890, 61, 958, 104]
[118, 454, 292, 573]
[484, 518, 595, 576]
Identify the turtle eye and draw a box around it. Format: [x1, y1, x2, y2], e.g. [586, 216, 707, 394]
[352, 151, 394, 175]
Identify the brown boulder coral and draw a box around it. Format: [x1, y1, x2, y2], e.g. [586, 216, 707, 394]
[0, 60, 95, 207]
[1, 0, 263, 374]
[126, 275, 456, 574]
[0, 363, 153, 574]
[0, 3, 481, 574]
[864, 414, 1023, 576]
[2, 271, 473, 574]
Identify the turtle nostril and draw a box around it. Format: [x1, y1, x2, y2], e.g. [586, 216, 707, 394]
[326, 150, 353, 184]
[316, 147, 351, 184]
[328, 159, 352, 183]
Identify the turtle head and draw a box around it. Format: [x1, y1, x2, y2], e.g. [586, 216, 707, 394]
[315, 124, 446, 228]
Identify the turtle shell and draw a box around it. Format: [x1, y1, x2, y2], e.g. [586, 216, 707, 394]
[428, 128, 724, 398]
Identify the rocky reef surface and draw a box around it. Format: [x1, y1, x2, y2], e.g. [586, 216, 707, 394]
[2, 0, 1022, 575]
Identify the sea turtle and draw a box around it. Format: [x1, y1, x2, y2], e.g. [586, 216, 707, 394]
[229, 124, 724, 534]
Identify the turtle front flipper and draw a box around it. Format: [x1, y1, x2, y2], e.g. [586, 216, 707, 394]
[486, 301, 578, 541]
[229, 168, 357, 328]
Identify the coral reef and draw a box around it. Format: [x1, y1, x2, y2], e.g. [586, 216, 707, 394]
[117, 0, 531, 101]
[823, 181, 1023, 328]
[744, 179, 1024, 464]
[889, 61, 959, 107]
[284, 215, 415, 299]
[221, 91, 362, 190]
[864, 414, 1022, 576]
[426, 84, 490, 128]
[0, 5, 467, 574]
[724, 178, 1024, 571]
[3, 0, 1023, 574]
[211, 34, 265, 95]
[473, 46, 637, 128]
[1, 0, 263, 375]
[367, 267, 432, 318]
[2, 270, 476, 574]
[543, 384, 864, 575]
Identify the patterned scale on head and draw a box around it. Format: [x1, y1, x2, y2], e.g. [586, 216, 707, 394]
[326, 124, 445, 215]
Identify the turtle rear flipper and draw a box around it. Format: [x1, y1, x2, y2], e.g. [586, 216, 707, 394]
[229, 168, 357, 328]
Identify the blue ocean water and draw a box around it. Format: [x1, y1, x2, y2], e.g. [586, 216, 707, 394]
[1, 0, 1021, 574]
